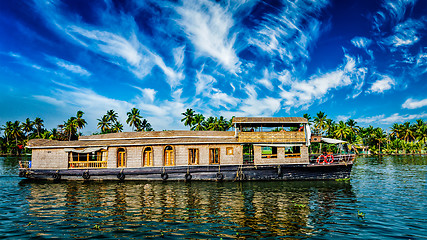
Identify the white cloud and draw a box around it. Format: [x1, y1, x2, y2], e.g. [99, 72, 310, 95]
[355, 115, 385, 124]
[355, 112, 427, 125]
[47, 56, 91, 76]
[279, 55, 356, 109]
[195, 68, 216, 95]
[33, 1, 185, 88]
[351, 37, 372, 49]
[238, 85, 281, 116]
[368, 75, 395, 93]
[382, 18, 425, 48]
[383, 0, 417, 23]
[176, 0, 240, 73]
[257, 68, 274, 91]
[248, 0, 328, 68]
[153, 54, 185, 89]
[194, 68, 239, 109]
[402, 98, 427, 109]
[33, 95, 66, 107]
[33, 82, 134, 132]
[336, 115, 351, 122]
[132, 86, 157, 103]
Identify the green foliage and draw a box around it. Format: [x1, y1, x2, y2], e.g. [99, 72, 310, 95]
[181, 109, 232, 131]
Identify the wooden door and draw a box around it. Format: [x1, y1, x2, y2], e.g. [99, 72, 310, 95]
[164, 146, 174, 166]
[117, 149, 126, 167]
[144, 148, 152, 166]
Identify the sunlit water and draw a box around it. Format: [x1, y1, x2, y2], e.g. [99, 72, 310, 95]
[0, 155, 425, 239]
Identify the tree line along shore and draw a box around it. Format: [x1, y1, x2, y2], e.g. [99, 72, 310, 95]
[1, 109, 426, 156]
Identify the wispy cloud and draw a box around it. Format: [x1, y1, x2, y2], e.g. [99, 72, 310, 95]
[194, 67, 239, 109]
[236, 84, 281, 116]
[248, 0, 328, 70]
[33, 1, 185, 88]
[279, 55, 357, 110]
[46, 56, 91, 76]
[356, 112, 427, 125]
[6, 52, 50, 72]
[368, 74, 395, 93]
[33, 82, 134, 131]
[351, 37, 372, 49]
[402, 98, 427, 109]
[382, 18, 425, 49]
[176, 0, 240, 73]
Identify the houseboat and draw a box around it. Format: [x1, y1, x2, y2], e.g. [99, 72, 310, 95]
[19, 117, 355, 181]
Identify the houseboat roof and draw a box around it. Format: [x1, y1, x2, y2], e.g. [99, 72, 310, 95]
[27, 130, 238, 149]
[233, 117, 307, 124]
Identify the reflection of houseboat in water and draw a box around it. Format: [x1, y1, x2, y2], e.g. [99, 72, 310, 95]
[19, 117, 355, 181]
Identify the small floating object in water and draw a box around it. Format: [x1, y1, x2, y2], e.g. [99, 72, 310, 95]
[26, 222, 32, 227]
[93, 225, 101, 230]
[357, 210, 365, 218]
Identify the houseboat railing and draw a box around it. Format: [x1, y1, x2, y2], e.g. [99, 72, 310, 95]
[69, 161, 108, 169]
[285, 153, 301, 158]
[309, 154, 355, 164]
[238, 131, 305, 143]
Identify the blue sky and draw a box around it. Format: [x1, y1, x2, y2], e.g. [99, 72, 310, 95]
[0, 0, 426, 133]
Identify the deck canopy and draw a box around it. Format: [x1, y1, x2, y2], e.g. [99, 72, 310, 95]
[64, 147, 107, 153]
[232, 117, 308, 128]
[321, 137, 346, 144]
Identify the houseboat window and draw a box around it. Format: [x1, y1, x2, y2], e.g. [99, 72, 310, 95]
[261, 147, 277, 158]
[69, 150, 107, 169]
[188, 149, 199, 165]
[164, 145, 174, 166]
[285, 146, 301, 158]
[209, 148, 220, 164]
[117, 148, 126, 167]
[143, 147, 153, 167]
[226, 147, 234, 155]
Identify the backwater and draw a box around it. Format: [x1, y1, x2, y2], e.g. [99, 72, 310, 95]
[0, 155, 425, 239]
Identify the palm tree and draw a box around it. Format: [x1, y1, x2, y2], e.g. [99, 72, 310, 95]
[218, 116, 229, 131]
[97, 115, 111, 133]
[325, 119, 335, 137]
[333, 121, 351, 140]
[303, 113, 313, 126]
[181, 109, 195, 128]
[33, 117, 44, 138]
[401, 122, 415, 142]
[126, 108, 143, 131]
[390, 123, 402, 139]
[313, 111, 327, 136]
[373, 127, 387, 154]
[191, 114, 205, 131]
[21, 118, 34, 138]
[64, 117, 77, 140]
[50, 128, 58, 140]
[111, 121, 123, 133]
[2, 121, 13, 145]
[136, 119, 153, 131]
[9, 121, 23, 146]
[74, 110, 87, 135]
[203, 116, 216, 130]
[106, 110, 118, 124]
[416, 124, 427, 145]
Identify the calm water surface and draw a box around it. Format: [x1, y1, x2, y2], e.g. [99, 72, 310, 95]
[0, 155, 425, 239]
